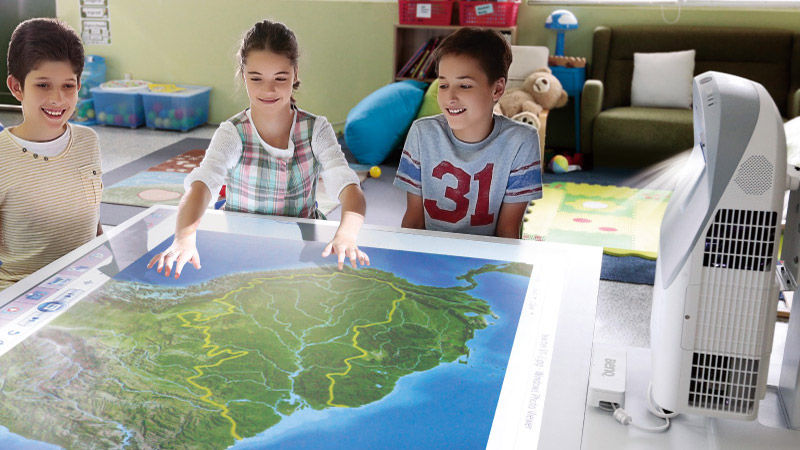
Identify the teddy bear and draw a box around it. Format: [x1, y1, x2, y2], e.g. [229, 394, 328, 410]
[494, 67, 568, 129]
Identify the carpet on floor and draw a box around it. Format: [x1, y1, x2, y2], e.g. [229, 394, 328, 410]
[535, 167, 674, 285]
[102, 137, 365, 215]
[522, 181, 672, 260]
[600, 254, 656, 285]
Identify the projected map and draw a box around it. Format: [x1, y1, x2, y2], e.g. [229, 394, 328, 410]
[0, 226, 533, 449]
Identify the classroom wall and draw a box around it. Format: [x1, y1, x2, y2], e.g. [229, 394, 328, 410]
[56, 0, 396, 127]
[55, 1, 800, 129]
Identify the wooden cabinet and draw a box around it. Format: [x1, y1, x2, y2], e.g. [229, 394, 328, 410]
[393, 24, 517, 83]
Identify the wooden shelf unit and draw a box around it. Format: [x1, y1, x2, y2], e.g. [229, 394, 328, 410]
[393, 24, 517, 83]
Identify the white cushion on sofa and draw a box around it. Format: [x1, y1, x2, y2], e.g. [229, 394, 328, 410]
[507, 45, 549, 89]
[631, 50, 695, 109]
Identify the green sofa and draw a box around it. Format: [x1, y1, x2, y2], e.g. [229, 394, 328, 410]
[581, 26, 800, 168]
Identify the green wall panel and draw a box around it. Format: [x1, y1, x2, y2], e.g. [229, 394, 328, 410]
[57, 0, 396, 127]
[1, 0, 57, 105]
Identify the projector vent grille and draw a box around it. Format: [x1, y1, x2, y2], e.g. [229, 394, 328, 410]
[688, 352, 758, 415]
[702, 209, 777, 272]
[734, 155, 773, 195]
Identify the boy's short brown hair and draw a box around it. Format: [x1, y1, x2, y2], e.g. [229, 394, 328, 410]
[433, 27, 512, 83]
[7, 18, 84, 87]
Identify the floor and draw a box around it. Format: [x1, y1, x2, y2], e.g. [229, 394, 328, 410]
[0, 109, 654, 348]
[0, 109, 216, 173]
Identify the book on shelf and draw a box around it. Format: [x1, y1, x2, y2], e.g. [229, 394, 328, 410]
[396, 39, 430, 78]
[409, 48, 431, 78]
[421, 36, 445, 80]
[419, 36, 441, 79]
[418, 43, 440, 79]
[398, 36, 444, 80]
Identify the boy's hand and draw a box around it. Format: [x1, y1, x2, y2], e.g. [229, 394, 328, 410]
[322, 211, 370, 270]
[147, 233, 202, 278]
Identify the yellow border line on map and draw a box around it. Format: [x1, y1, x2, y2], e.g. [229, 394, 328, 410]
[324, 277, 406, 407]
[178, 273, 340, 440]
[178, 272, 404, 439]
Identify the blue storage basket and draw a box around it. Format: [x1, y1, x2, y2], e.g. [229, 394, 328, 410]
[142, 85, 211, 132]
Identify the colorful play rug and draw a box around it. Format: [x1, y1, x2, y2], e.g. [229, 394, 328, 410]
[102, 146, 367, 214]
[102, 148, 206, 207]
[521, 182, 672, 259]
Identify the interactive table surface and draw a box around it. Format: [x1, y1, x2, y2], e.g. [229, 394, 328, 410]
[0, 206, 601, 449]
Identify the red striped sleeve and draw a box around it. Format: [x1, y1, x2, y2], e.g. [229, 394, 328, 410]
[507, 186, 542, 196]
[396, 174, 422, 189]
[510, 161, 540, 173]
[402, 149, 421, 167]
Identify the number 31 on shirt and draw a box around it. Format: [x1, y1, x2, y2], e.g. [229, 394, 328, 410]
[424, 162, 494, 226]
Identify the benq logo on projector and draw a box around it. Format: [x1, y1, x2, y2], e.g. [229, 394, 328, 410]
[603, 358, 616, 377]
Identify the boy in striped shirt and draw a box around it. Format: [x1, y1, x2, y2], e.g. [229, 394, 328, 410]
[0, 19, 102, 291]
[394, 28, 542, 238]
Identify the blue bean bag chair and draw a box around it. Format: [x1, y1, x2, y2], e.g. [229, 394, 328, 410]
[344, 80, 427, 165]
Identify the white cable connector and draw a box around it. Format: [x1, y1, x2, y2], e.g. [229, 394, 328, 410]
[645, 383, 678, 421]
[588, 347, 677, 433]
[612, 404, 671, 432]
[607, 384, 676, 433]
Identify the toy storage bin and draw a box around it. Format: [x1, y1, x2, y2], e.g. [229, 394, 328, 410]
[90, 80, 148, 128]
[70, 55, 106, 125]
[398, 0, 455, 26]
[71, 98, 97, 125]
[78, 55, 106, 99]
[141, 85, 211, 131]
[458, 0, 520, 27]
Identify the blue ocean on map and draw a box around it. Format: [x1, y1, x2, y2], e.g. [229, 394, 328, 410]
[0, 426, 59, 450]
[131, 231, 529, 449]
[118, 229, 515, 291]
[239, 270, 527, 450]
[1, 230, 530, 449]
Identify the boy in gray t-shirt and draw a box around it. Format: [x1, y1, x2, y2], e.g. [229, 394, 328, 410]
[394, 28, 542, 237]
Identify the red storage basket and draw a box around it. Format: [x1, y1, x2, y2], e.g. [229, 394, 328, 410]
[459, 1, 520, 27]
[399, 0, 455, 26]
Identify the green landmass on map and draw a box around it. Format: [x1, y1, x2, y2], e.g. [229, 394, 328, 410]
[0, 263, 531, 449]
